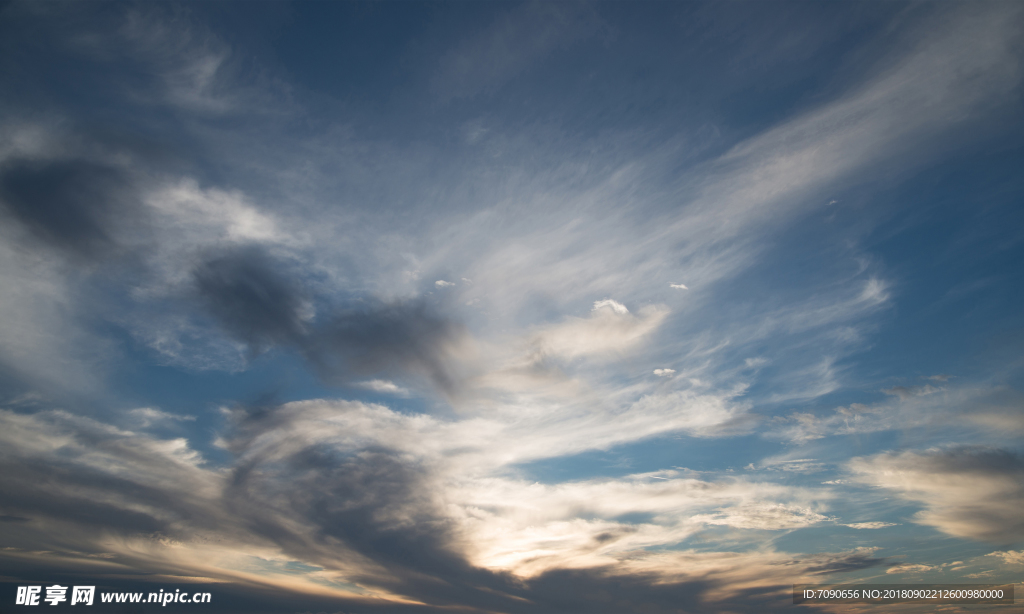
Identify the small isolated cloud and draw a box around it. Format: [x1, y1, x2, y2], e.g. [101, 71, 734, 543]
[435, 280, 455, 288]
[821, 479, 847, 485]
[886, 560, 962, 575]
[926, 374, 953, 382]
[669, 283, 688, 290]
[842, 522, 898, 529]
[986, 550, 1024, 565]
[355, 379, 411, 397]
[653, 368, 675, 377]
[887, 563, 938, 575]
[592, 299, 629, 314]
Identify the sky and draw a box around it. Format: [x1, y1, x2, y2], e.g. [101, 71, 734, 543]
[0, 1, 1023, 612]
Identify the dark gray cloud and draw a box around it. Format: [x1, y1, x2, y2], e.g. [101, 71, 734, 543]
[916, 446, 1024, 474]
[194, 246, 308, 352]
[802, 549, 891, 575]
[309, 302, 467, 394]
[225, 444, 529, 611]
[193, 246, 468, 393]
[0, 413, 219, 544]
[217, 403, 528, 611]
[0, 158, 137, 259]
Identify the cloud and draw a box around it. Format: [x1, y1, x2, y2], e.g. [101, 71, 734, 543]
[0, 403, 877, 612]
[849, 447, 1024, 542]
[669, 283, 688, 290]
[691, 503, 834, 530]
[113, 5, 281, 114]
[886, 563, 939, 575]
[882, 384, 941, 400]
[0, 3, 1021, 611]
[146, 179, 284, 246]
[763, 383, 1024, 444]
[986, 550, 1024, 566]
[189, 244, 471, 393]
[842, 522, 897, 530]
[0, 159, 137, 259]
[0, 408, 221, 544]
[308, 302, 473, 395]
[126, 407, 196, 428]
[524, 301, 668, 363]
[193, 245, 310, 352]
[885, 560, 963, 575]
[592, 299, 629, 315]
[760, 458, 827, 473]
[355, 380, 411, 397]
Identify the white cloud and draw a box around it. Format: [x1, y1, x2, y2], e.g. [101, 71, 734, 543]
[692, 503, 834, 530]
[842, 522, 897, 530]
[126, 407, 196, 428]
[849, 447, 1024, 542]
[592, 299, 629, 314]
[669, 283, 688, 290]
[764, 383, 1024, 444]
[886, 563, 938, 575]
[523, 302, 667, 363]
[886, 560, 963, 575]
[0, 228, 108, 394]
[653, 368, 675, 376]
[354, 379, 411, 397]
[986, 550, 1024, 566]
[144, 178, 285, 247]
[435, 280, 455, 288]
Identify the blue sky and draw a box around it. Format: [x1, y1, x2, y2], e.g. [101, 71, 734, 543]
[0, 2, 1022, 612]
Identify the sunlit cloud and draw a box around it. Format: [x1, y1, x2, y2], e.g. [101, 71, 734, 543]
[849, 447, 1024, 542]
